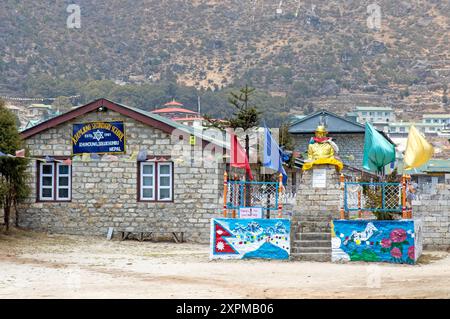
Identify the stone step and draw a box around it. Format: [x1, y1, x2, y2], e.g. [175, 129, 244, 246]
[295, 232, 331, 241]
[291, 247, 332, 254]
[296, 225, 331, 233]
[291, 216, 336, 223]
[295, 219, 332, 224]
[293, 220, 331, 227]
[290, 252, 331, 262]
[297, 214, 337, 218]
[293, 240, 330, 248]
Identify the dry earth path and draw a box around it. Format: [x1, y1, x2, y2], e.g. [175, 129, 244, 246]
[0, 229, 449, 298]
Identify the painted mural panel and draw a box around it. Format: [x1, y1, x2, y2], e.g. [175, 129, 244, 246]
[331, 220, 423, 264]
[210, 218, 290, 260]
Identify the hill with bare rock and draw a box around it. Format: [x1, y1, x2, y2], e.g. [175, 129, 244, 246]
[1, 0, 449, 121]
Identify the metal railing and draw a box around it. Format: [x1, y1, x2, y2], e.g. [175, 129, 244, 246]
[339, 174, 413, 219]
[343, 182, 402, 213]
[226, 181, 279, 210]
[222, 172, 283, 218]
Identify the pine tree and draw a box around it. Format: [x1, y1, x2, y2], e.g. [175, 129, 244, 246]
[0, 99, 30, 231]
[227, 85, 260, 133]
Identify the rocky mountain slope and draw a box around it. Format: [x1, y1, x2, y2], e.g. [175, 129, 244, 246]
[1, 0, 449, 119]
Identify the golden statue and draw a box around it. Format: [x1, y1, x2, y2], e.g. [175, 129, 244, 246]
[303, 125, 343, 171]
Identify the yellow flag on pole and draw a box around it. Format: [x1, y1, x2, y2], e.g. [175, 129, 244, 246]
[404, 125, 434, 170]
[81, 153, 91, 162]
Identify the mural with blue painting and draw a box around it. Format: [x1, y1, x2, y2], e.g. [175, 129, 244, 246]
[210, 218, 290, 260]
[331, 220, 423, 264]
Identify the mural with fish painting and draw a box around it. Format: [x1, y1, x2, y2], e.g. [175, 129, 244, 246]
[331, 220, 423, 264]
[210, 218, 290, 260]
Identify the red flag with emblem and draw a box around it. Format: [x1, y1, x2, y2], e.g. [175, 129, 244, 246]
[214, 222, 238, 254]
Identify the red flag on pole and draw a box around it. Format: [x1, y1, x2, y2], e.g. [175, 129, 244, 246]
[229, 130, 253, 180]
[15, 149, 25, 157]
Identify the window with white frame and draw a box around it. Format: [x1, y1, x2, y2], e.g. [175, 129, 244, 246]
[56, 163, 71, 200]
[158, 162, 172, 201]
[140, 162, 155, 200]
[139, 161, 173, 201]
[39, 162, 71, 201]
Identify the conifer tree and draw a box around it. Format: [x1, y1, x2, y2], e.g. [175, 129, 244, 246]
[0, 99, 30, 231]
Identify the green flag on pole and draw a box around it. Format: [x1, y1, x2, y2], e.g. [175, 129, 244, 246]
[362, 122, 396, 172]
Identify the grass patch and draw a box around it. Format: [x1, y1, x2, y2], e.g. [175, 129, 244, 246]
[417, 253, 446, 265]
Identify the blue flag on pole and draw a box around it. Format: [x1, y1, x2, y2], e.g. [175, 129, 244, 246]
[263, 126, 288, 184]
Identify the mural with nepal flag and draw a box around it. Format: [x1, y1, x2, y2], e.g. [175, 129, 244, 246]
[210, 218, 290, 260]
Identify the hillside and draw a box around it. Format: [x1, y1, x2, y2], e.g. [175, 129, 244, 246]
[1, 0, 449, 120]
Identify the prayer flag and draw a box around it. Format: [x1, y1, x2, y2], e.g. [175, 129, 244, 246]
[15, 149, 25, 157]
[81, 153, 91, 162]
[263, 126, 288, 184]
[362, 122, 396, 172]
[404, 125, 434, 170]
[229, 130, 253, 180]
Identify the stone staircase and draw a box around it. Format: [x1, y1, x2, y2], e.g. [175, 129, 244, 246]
[290, 164, 342, 262]
[291, 218, 332, 262]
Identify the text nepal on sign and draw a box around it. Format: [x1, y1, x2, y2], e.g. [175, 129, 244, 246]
[72, 121, 125, 154]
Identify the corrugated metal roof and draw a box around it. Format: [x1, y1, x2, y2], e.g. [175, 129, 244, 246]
[399, 159, 450, 174]
[111, 102, 230, 149]
[421, 159, 450, 172]
[289, 110, 366, 133]
[20, 98, 230, 149]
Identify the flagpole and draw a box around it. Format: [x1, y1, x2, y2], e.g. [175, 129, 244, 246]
[402, 174, 407, 219]
[223, 171, 228, 218]
[277, 173, 283, 218]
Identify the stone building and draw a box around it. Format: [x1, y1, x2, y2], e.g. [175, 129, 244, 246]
[18, 98, 228, 243]
[288, 110, 395, 169]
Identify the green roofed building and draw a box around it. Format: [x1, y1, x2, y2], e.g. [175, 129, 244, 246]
[398, 159, 450, 185]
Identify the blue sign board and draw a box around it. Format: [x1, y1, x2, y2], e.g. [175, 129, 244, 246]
[72, 121, 125, 154]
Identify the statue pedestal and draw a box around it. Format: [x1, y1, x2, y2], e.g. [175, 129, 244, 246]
[291, 164, 342, 261]
[294, 164, 342, 221]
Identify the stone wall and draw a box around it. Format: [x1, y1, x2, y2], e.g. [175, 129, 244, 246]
[413, 184, 450, 250]
[290, 165, 341, 261]
[18, 109, 225, 243]
[292, 133, 365, 168]
[293, 165, 342, 222]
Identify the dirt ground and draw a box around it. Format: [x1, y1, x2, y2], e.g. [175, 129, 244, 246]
[0, 229, 449, 299]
